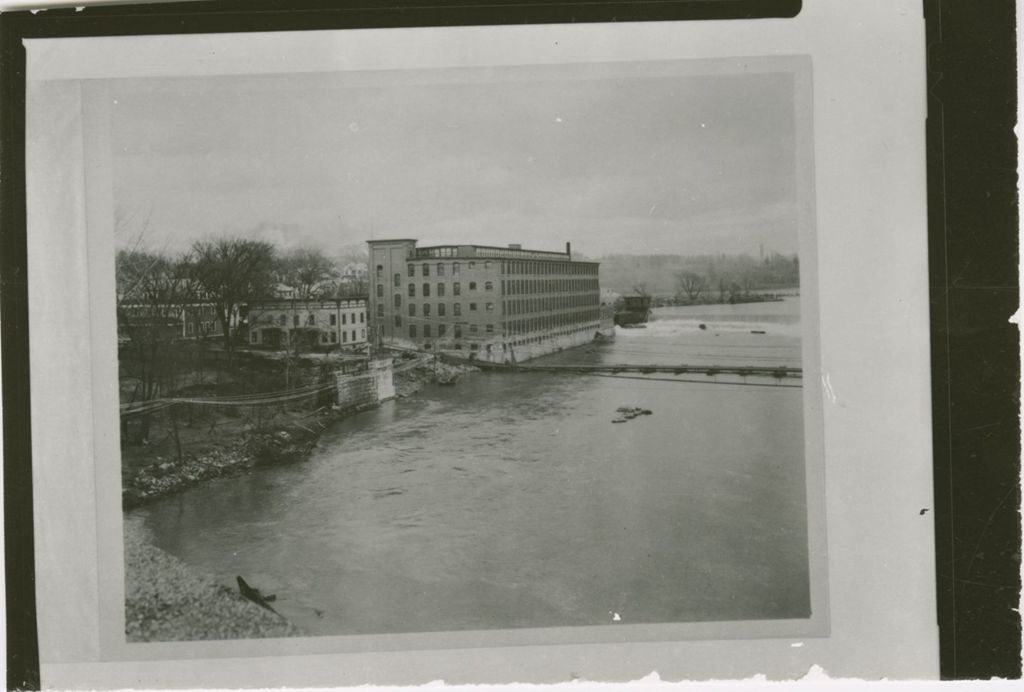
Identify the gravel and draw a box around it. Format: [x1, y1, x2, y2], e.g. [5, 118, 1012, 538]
[124, 517, 303, 642]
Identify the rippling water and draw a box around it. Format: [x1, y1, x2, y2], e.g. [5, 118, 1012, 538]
[132, 298, 809, 637]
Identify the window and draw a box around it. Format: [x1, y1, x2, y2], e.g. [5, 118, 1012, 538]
[342, 313, 347, 325]
[408, 264, 415, 277]
[437, 283, 445, 297]
[376, 284, 384, 298]
[486, 324, 494, 333]
[330, 332, 337, 343]
[437, 263, 445, 276]
[409, 325, 417, 338]
[469, 281, 477, 290]
[352, 330, 356, 342]
[424, 325, 431, 338]
[376, 304, 384, 317]
[361, 329, 365, 338]
[360, 313, 365, 323]
[393, 273, 401, 287]
[453, 262, 460, 275]
[321, 333, 328, 344]
[470, 324, 478, 333]
[376, 264, 383, 278]
[485, 302, 494, 312]
[454, 325, 462, 338]
[409, 304, 416, 317]
[470, 302, 478, 311]
[454, 303, 462, 316]
[469, 262, 476, 269]
[423, 304, 431, 317]
[308, 313, 316, 325]
[393, 294, 401, 308]
[293, 314, 300, 327]
[438, 303, 446, 317]
[422, 263, 430, 277]
[394, 316, 402, 328]
[453, 282, 461, 296]
[330, 314, 337, 326]
[485, 281, 493, 291]
[438, 324, 447, 337]
[484, 261, 491, 270]
[251, 330, 258, 343]
[408, 283, 415, 297]
[422, 283, 431, 297]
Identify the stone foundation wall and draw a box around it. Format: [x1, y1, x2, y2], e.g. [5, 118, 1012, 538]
[335, 358, 394, 411]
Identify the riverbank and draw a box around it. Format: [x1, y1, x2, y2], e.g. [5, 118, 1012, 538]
[123, 357, 481, 508]
[124, 516, 304, 642]
[122, 407, 340, 509]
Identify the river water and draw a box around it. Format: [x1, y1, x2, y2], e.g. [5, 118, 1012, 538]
[132, 297, 809, 637]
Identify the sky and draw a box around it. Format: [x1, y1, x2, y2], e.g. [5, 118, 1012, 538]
[109, 67, 800, 259]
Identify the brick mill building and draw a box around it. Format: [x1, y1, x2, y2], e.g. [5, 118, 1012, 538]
[367, 239, 611, 363]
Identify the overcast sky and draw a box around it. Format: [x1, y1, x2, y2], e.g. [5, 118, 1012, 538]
[110, 67, 800, 259]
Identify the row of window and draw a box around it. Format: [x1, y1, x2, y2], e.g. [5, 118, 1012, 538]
[375, 259, 598, 280]
[505, 278, 598, 295]
[250, 328, 366, 344]
[507, 294, 597, 315]
[255, 312, 366, 327]
[507, 310, 599, 335]
[406, 302, 493, 317]
[401, 323, 501, 338]
[379, 280, 495, 298]
[502, 260, 597, 276]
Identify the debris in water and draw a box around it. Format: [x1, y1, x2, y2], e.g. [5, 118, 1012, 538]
[699, 323, 707, 330]
[613, 406, 653, 423]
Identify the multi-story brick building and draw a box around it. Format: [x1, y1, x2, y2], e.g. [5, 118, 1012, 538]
[246, 298, 368, 352]
[367, 239, 610, 363]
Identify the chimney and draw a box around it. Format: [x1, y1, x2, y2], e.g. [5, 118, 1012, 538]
[508, 243, 522, 250]
[566, 241, 571, 258]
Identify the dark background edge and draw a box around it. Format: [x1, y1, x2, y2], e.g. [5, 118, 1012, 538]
[1, 0, 1020, 687]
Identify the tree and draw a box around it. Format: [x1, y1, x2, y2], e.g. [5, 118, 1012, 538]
[675, 271, 707, 302]
[276, 247, 339, 300]
[116, 249, 197, 442]
[191, 238, 277, 357]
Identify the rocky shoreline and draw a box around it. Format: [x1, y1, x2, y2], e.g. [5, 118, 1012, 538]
[124, 517, 304, 642]
[121, 410, 334, 510]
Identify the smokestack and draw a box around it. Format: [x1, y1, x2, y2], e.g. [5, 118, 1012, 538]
[566, 241, 571, 258]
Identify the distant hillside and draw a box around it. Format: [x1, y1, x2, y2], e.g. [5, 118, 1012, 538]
[595, 252, 799, 297]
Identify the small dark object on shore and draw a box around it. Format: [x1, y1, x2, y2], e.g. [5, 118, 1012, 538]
[751, 330, 766, 334]
[237, 576, 278, 613]
[699, 324, 707, 330]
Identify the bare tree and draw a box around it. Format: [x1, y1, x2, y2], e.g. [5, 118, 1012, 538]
[276, 247, 340, 300]
[190, 238, 277, 359]
[117, 249, 197, 442]
[674, 271, 708, 303]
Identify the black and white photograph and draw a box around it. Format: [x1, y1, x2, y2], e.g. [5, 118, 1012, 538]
[21, 3, 947, 685]
[107, 59, 821, 643]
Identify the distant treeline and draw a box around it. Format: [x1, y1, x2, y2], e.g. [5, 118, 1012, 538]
[596, 252, 800, 299]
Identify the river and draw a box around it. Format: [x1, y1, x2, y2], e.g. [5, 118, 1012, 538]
[131, 297, 809, 637]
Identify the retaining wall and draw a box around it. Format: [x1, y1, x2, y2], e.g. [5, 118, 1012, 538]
[334, 358, 395, 411]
